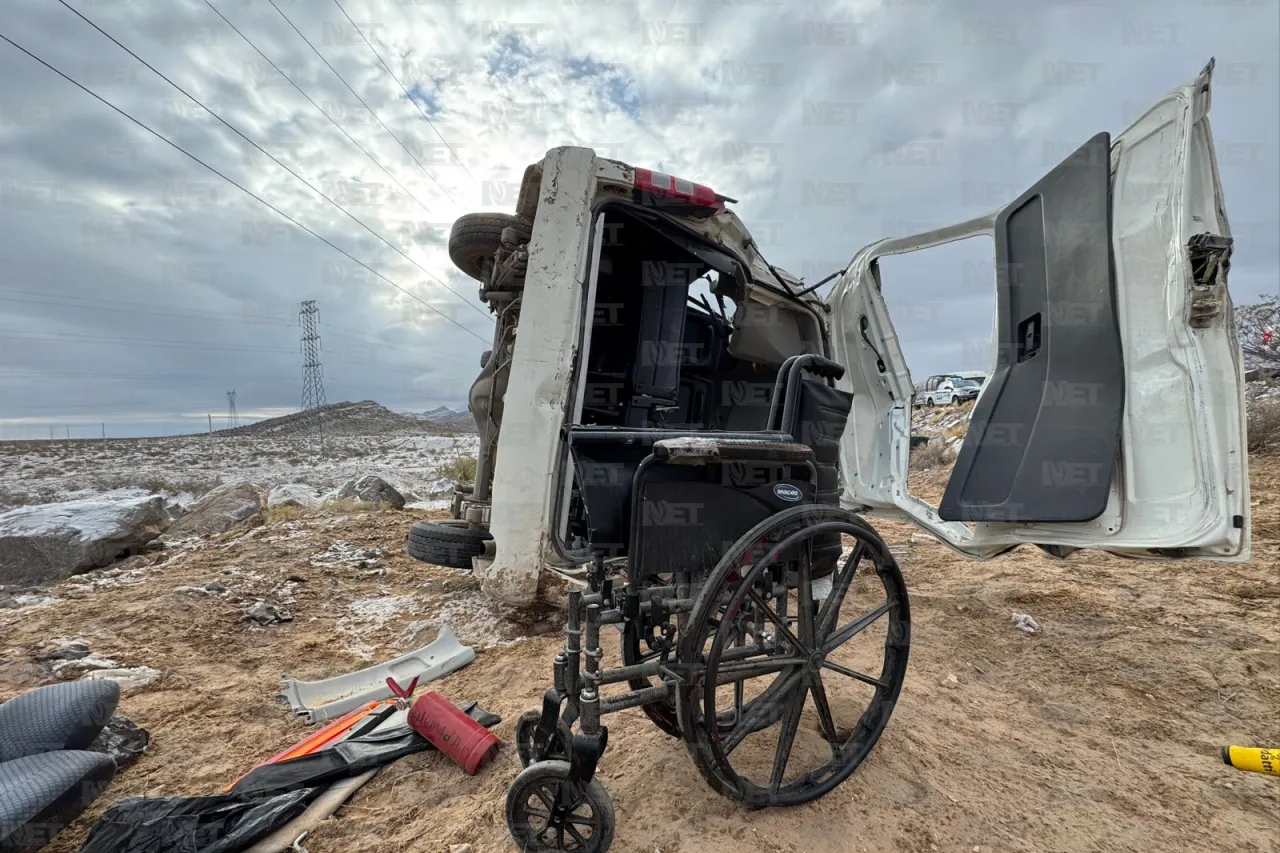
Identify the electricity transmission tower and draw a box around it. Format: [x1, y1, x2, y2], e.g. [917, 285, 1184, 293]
[299, 300, 327, 450]
[225, 390, 239, 430]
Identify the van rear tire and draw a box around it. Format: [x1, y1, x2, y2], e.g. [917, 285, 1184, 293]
[448, 213, 532, 282]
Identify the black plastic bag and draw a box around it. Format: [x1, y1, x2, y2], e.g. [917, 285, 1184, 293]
[228, 726, 428, 796]
[76, 788, 318, 853]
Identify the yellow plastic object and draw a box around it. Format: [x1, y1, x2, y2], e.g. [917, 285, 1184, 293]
[1221, 746, 1280, 777]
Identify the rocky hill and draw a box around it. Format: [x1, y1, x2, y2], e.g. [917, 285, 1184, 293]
[224, 401, 473, 438]
[410, 405, 476, 432]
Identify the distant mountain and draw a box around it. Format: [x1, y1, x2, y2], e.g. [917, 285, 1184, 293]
[410, 405, 476, 432]
[220, 400, 472, 438]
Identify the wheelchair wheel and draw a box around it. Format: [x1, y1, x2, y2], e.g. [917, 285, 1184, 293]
[516, 710, 574, 768]
[676, 505, 910, 808]
[506, 760, 615, 853]
[622, 591, 792, 741]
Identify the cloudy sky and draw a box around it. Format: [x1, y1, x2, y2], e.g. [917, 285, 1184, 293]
[0, 0, 1275, 438]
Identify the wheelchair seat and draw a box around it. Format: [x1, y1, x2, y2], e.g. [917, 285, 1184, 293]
[565, 353, 853, 579]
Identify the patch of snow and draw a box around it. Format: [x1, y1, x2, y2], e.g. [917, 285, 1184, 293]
[405, 499, 452, 511]
[51, 654, 122, 678]
[345, 595, 419, 624]
[0, 495, 158, 541]
[84, 666, 163, 691]
[64, 566, 151, 591]
[434, 589, 538, 650]
[1012, 613, 1040, 634]
[9, 593, 64, 608]
[310, 540, 388, 570]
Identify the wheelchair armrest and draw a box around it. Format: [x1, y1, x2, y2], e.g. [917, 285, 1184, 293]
[802, 355, 846, 381]
[653, 437, 815, 466]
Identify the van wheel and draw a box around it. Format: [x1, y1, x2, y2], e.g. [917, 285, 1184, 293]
[925, 397, 934, 407]
[407, 520, 492, 569]
[449, 213, 532, 282]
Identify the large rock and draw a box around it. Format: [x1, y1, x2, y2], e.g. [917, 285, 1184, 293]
[336, 475, 405, 509]
[268, 483, 323, 509]
[164, 481, 266, 539]
[0, 496, 170, 587]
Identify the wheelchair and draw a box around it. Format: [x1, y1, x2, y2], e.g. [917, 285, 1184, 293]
[505, 354, 912, 853]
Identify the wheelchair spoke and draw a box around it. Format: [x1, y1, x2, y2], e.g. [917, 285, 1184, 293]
[823, 601, 892, 654]
[565, 823, 588, 848]
[534, 785, 556, 812]
[798, 537, 816, 647]
[816, 541, 865, 641]
[713, 656, 805, 685]
[770, 678, 808, 792]
[822, 659, 888, 690]
[807, 671, 842, 757]
[747, 589, 809, 655]
[720, 669, 803, 756]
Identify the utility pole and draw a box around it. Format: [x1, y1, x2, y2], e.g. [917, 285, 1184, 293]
[49, 426, 53, 441]
[299, 300, 327, 454]
[101, 422, 106, 441]
[226, 390, 239, 431]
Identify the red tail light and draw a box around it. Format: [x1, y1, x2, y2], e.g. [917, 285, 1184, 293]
[633, 168, 731, 212]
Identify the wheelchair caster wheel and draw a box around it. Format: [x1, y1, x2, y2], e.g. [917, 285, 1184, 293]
[516, 710, 573, 768]
[506, 760, 615, 853]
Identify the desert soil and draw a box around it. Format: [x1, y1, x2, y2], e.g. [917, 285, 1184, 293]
[2, 458, 1277, 853]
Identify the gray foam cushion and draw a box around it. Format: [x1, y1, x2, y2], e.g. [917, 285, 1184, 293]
[0, 751, 116, 853]
[0, 682, 120, 763]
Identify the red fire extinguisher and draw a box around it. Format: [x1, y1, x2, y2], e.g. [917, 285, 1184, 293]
[408, 691, 501, 775]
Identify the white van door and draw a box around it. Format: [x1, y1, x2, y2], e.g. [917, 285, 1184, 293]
[828, 59, 1249, 562]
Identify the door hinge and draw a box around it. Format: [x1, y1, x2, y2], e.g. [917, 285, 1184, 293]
[1186, 233, 1233, 328]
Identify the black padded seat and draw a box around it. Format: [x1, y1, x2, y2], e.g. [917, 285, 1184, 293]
[790, 379, 853, 506]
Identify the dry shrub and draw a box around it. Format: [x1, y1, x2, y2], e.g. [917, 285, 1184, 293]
[1247, 398, 1280, 454]
[441, 455, 478, 484]
[911, 440, 951, 470]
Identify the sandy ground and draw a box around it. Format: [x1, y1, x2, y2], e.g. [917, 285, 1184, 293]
[2, 458, 1277, 853]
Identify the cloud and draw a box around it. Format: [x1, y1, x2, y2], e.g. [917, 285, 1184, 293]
[0, 0, 1275, 438]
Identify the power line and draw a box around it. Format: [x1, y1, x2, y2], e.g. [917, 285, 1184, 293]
[68, 3, 486, 324]
[0, 281, 293, 325]
[0, 257, 298, 323]
[0, 294, 294, 328]
[332, 0, 475, 182]
[57, 0, 488, 323]
[0, 371, 298, 380]
[267, 0, 455, 204]
[200, 0, 436, 217]
[318, 324, 479, 364]
[0, 284, 480, 364]
[0, 273, 474, 352]
[0, 29, 490, 345]
[0, 329, 296, 354]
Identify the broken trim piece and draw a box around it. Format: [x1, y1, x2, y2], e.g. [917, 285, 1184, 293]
[278, 625, 475, 724]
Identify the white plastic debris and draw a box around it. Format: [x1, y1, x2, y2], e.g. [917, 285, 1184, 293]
[1012, 613, 1040, 634]
[84, 666, 163, 691]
